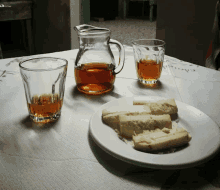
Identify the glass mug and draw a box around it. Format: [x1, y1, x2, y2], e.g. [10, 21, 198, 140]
[132, 39, 165, 86]
[19, 57, 68, 123]
[74, 24, 125, 95]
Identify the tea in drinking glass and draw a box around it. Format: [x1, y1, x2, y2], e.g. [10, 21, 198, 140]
[132, 39, 165, 86]
[19, 57, 68, 123]
[28, 93, 63, 122]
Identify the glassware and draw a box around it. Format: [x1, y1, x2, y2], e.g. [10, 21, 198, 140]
[74, 24, 125, 95]
[19, 57, 68, 123]
[132, 39, 165, 87]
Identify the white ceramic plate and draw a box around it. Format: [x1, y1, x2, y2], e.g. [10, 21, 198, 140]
[89, 96, 220, 169]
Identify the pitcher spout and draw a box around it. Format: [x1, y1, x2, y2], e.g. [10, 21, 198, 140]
[74, 24, 96, 32]
[74, 24, 110, 35]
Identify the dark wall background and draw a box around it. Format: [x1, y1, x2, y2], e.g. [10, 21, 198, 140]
[32, 0, 71, 54]
[156, 0, 217, 66]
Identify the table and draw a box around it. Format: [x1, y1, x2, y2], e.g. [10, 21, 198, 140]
[1, 46, 220, 189]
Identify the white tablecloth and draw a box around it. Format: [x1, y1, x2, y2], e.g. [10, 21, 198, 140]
[0, 46, 220, 189]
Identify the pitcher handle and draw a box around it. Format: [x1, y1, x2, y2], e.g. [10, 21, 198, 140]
[109, 39, 125, 74]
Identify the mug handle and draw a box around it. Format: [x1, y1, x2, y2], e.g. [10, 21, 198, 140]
[109, 39, 125, 74]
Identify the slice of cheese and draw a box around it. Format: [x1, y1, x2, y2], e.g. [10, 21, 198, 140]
[119, 114, 172, 138]
[133, 98, 178, 115]
[133, 126, 192, 152]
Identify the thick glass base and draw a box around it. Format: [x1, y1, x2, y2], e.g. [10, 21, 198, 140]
[138, 78, 159, 88]
[139, 79, 158, 84]
[30, 113, 61, 124]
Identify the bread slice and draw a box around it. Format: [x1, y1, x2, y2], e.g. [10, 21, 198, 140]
[133, 126, 192, 152]
[102, 112, 121, 130]
[119, 114, 172, 138]
[133, 98, 178, 115]
[102, 105, 151, 130]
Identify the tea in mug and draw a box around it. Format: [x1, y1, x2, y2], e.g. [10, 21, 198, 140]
[74, 63, 115, 95]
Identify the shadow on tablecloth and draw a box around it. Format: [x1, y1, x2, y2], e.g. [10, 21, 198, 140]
[88, 124, 220, 189]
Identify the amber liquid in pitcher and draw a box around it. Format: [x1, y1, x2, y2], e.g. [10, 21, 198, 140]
[74, 63, 116, 95]
[28, 93, 63, 123]
[137, 59, 163, 81]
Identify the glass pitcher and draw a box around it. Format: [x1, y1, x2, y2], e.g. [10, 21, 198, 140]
[74, 24, 125, 95]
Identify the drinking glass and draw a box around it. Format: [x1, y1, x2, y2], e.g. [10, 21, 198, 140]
[132, 39, 165, 86]
[19, 57, 68, 123]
